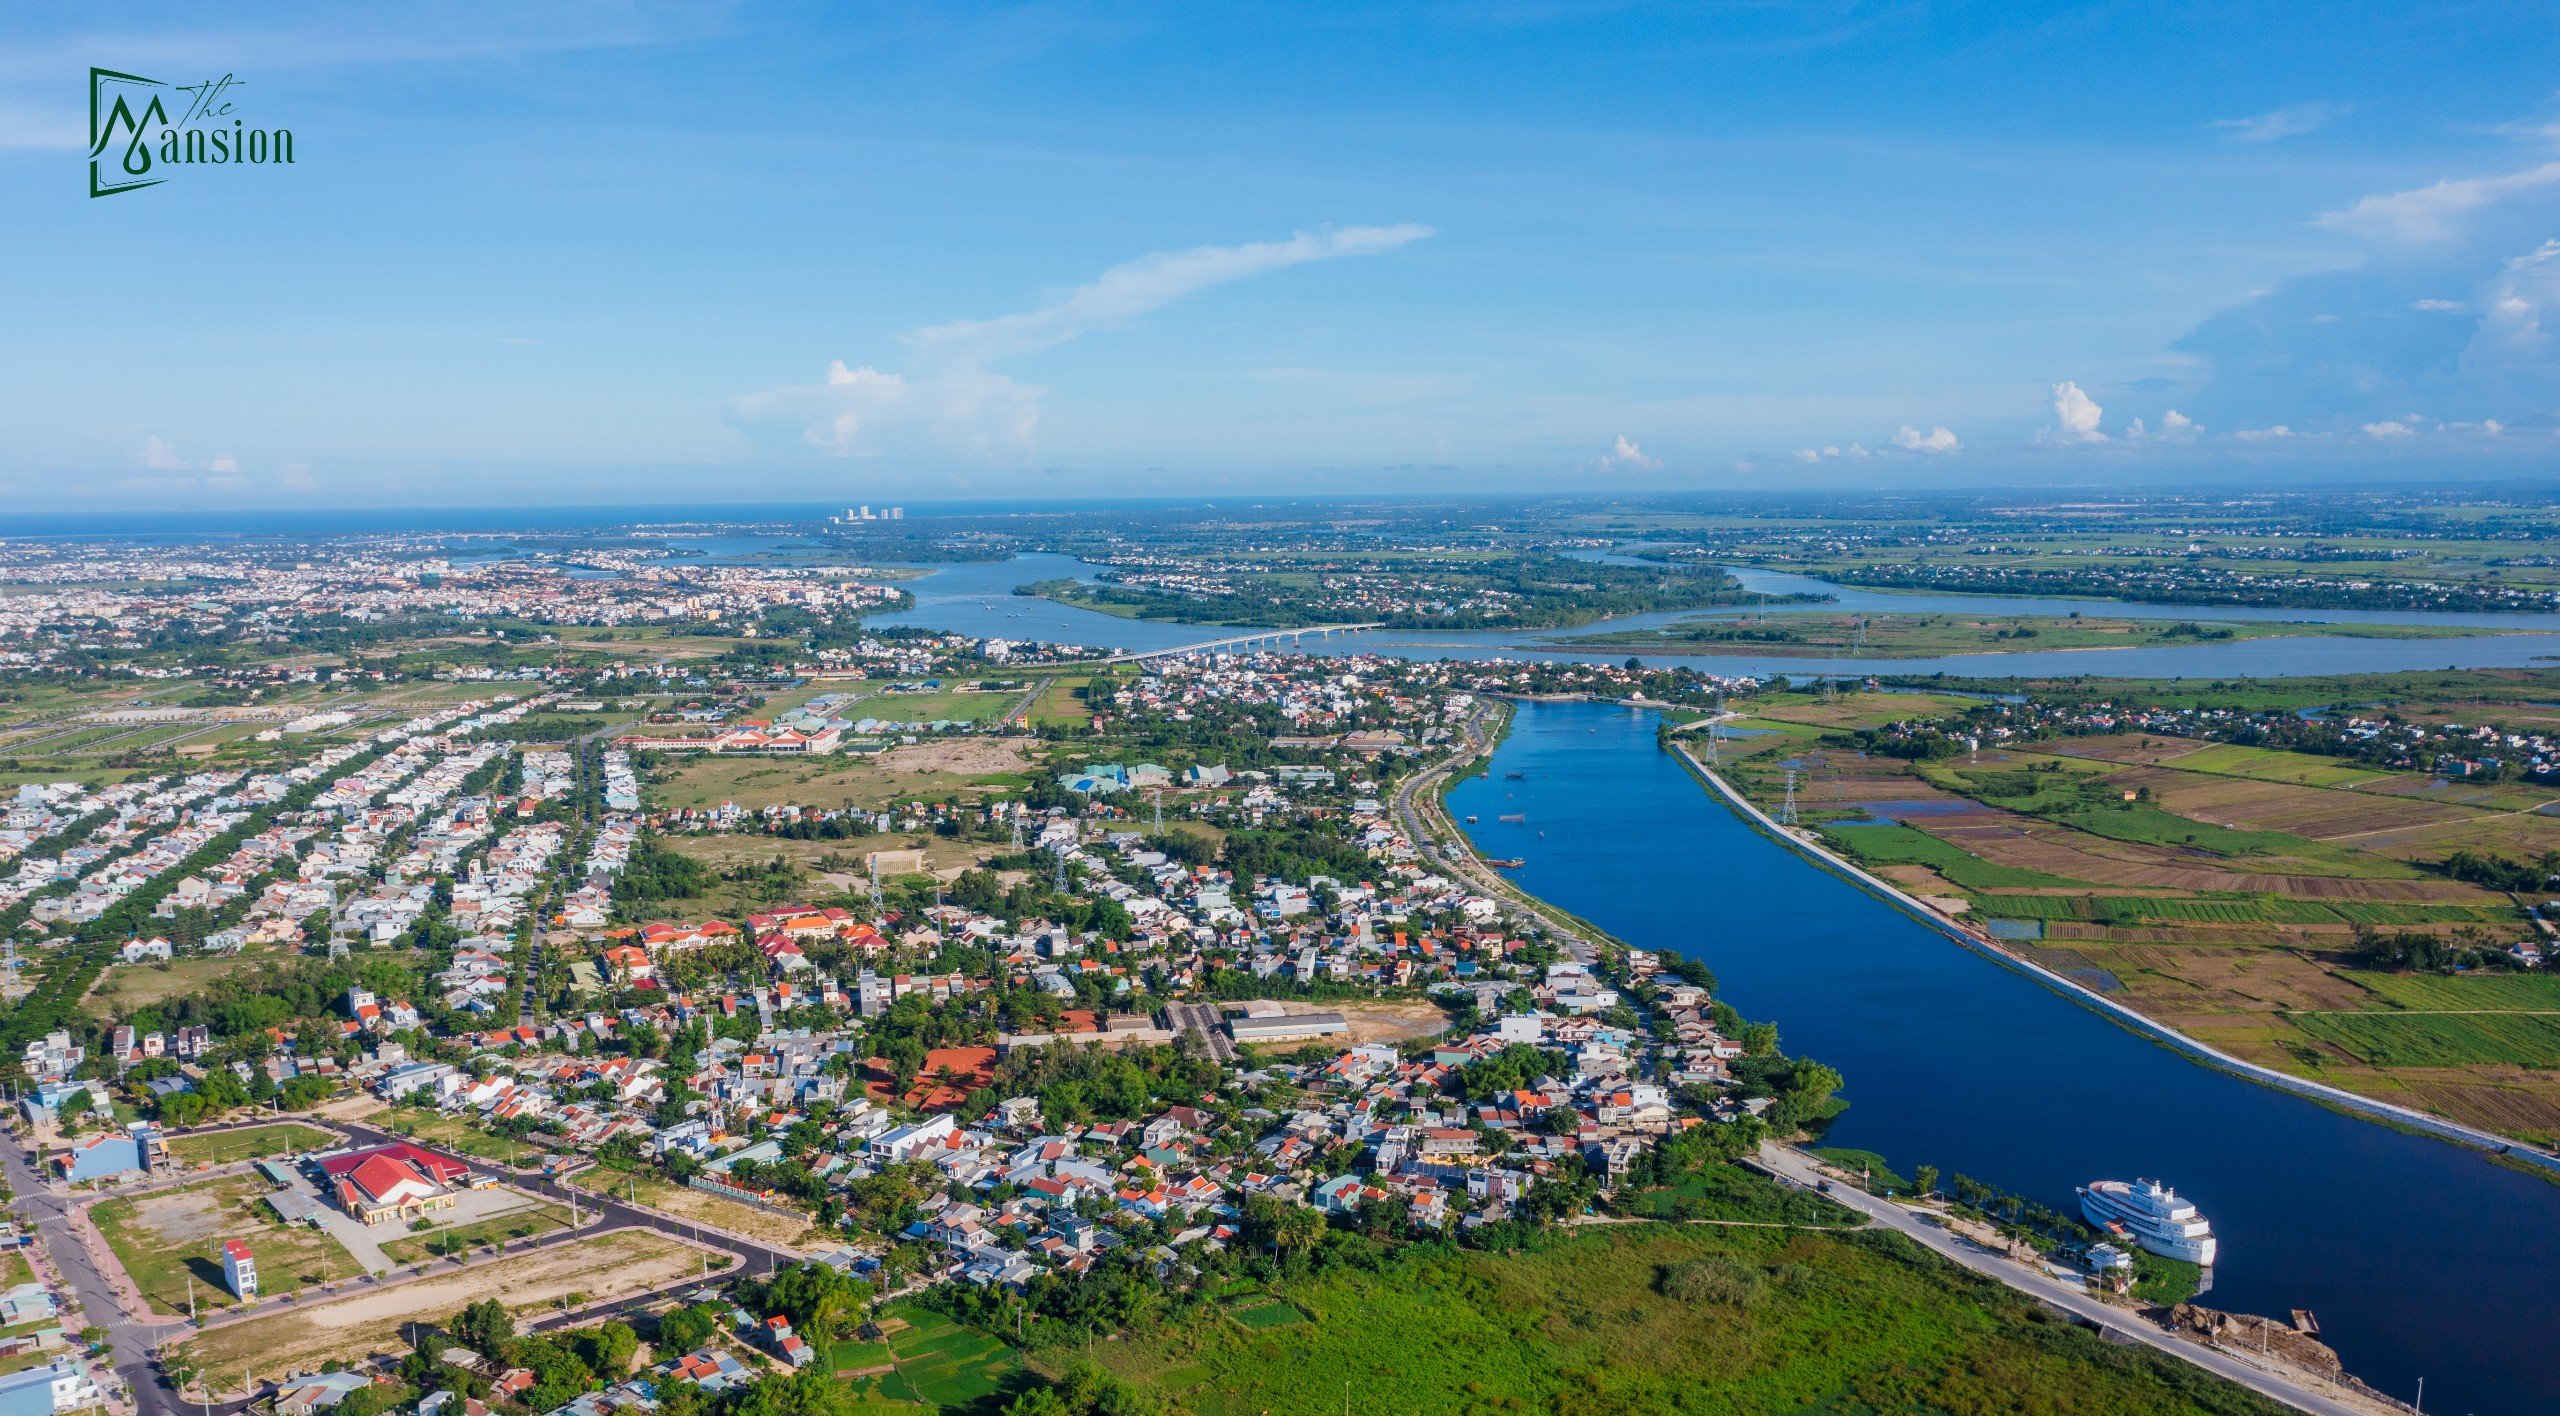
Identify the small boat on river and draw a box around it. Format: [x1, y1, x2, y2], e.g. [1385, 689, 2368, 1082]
[1498, 813, 1527, 823]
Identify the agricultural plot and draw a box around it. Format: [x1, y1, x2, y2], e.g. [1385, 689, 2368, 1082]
[2167, 743, 2396, 788]
[1817, 824, 2088, 890]
[842, 1306, 1027, 1410]
[2289, 1011, 2560, 1069]
[2347, 970, 2560, 1010]
[90, 1173, 359, 1316]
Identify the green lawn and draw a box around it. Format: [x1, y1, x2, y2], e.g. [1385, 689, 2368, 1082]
[163, 1124, 334, 1166]
[2166, 743, 2394, 788]
[1076, 1225, 2287, 1415]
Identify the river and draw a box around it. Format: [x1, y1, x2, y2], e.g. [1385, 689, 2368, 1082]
[870, 553, 2560, 678]
[1446, 700, 2559, 1415]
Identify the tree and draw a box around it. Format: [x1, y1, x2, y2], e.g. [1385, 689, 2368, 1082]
[1912, 1164, 1940, 1198]
[451, 1298, 514, 1360]
[579, 1321, 637, 1376]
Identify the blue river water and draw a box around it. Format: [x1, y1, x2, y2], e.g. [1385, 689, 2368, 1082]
[870, 553, 2560, 679]
[1448, 701, 2560, 1415]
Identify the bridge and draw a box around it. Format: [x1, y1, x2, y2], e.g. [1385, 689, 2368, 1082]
[1088, 622, 1386, 665]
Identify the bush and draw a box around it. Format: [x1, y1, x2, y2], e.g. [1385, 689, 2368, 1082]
[1655, 1258, 1765, 1309]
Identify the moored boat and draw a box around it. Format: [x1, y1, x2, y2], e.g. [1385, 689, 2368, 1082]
[2079, 1178, 2217, 1266]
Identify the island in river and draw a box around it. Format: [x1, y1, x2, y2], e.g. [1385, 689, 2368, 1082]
[1550, 610, 2502, 657]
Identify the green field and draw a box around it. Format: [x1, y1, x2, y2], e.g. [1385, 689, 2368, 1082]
[1819, 823, 2088, 890]
[838, 1306, 1030, 1411]
[2348, 971, 2560, 1010]
[379, 1108, 538, 1166]
[1078, 1225, 2285, 1415]
[163, 1124, 334, 1166]
[2290, 1010, 2560, 1067]
[855, 689, 1018, 724]
[2165, 743, 2394, 788]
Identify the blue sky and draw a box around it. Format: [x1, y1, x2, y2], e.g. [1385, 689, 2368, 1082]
[7, 2, 2560, 508]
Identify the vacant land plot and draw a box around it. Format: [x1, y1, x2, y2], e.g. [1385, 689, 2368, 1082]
[163, 1124, 335, 1167]
[378, 1108, 539, 1167]
[82, 955, 272, 1015]
[91, 1174, 358, 1316]
[654, 740, 1041, 812]
[1075, 1222, 2285, 1415]
[174, 1229, 710, 1383]
[582, 1171, 818, 1252]
[856, 689, 1018, 724]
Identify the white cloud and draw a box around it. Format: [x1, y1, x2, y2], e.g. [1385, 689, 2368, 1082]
[2316, 161, 2560, 244]
[2413, 298, 2470, 312]
[1792, 448, 1823, 463]
[2160, 409, 2201, 438]
[2211, 101, 2350, 144]
[140, 437, 188, 470]
[1891, 424, 1959, 453]
[2233, 424, 2293, 441]
[735, 225, 1433, 461]
[204, 454, 240, 473]
[2362, 420, 2415, 438]
[913, 225, 1435, 363]
[2047, 382, 2106, 443]
[1597, 435, 1659, 471]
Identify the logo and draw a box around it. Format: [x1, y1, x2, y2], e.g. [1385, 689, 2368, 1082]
[88, 68, 294, 198]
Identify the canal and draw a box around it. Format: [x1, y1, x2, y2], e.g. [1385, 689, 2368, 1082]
[1448, 698, 2560, 1415]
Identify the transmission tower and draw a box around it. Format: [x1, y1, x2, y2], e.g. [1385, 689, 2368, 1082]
[1009, 814, 1024, 850]
[1152, 789, 1163, 833]
[1852, 618, 1868, 656]
[1780, 768, 1799, 826]
[1703, 718, 1719, 765]
[1054, 848, 1069, 893]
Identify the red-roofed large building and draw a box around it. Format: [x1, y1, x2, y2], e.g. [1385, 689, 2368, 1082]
[314, 1143, 475, 1225]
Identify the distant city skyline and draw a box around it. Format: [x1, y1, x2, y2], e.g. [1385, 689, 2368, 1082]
[9, 2, 2560, 506]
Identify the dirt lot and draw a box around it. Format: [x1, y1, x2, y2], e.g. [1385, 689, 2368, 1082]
[579, 1172, 824, 1252]
[871, 737, 1037, 776]
[174, 1229, 712, 1384]
[1334, 1000, 1454, 1047]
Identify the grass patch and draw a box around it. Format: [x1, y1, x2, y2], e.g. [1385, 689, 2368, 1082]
[378, 1202, 574, 1263]
[378, 1108, 540, 1166]
[1077, 1224, 2287, 1415]
[163, 1124, 334, 1166]
[1622, 1164, 1865, 1225]
[2129, 1251, 2204, 1306]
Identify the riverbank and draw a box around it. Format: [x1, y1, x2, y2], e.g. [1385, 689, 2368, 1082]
[1665, 735, 2560, 1177]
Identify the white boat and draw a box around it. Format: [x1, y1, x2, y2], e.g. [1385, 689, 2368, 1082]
[2078, 1178, 2217, 1266]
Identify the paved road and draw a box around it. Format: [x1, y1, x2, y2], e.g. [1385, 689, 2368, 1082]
[0, 1126, 163, 1416]
[1754, 1144, 2395, 1416]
